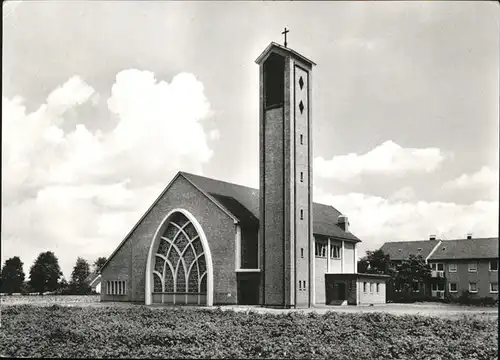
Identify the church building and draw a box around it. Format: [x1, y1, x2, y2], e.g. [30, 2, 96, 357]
[100, 40, 388, 308]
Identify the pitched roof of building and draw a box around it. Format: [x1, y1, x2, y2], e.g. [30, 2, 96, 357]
[380, 237, 499, 261]
[428, 237, 499, 260]
[101, 171, 361, 272]
[379, 240, 440, 261]
[181, 172, 360, 242]
[85, 272, 101, 286]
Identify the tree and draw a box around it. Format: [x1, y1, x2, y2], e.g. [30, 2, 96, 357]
[1, 256, 25, 294]
[70, 257, 91, 295]
[20, 280, 33, 294]
[392, 254, 431, 296]
[359, 249, 432, 302]
[29, 251, 62, 295]
[93, 257, 107, 273]
[357, 249, 394, 275]
[56, 277, 71, 295]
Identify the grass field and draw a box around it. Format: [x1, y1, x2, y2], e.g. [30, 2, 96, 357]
[0, 304, 497, 359]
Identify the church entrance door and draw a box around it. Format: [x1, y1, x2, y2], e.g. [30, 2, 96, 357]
[337, 282, 347, 300]
[326, 281, 347, 304]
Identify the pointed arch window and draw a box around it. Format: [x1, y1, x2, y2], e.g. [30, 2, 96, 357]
[152, 212, 208, 305]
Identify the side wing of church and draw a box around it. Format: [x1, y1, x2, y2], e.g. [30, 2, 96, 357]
[99, 41, 388, 308]
[99, 171, 370, 306]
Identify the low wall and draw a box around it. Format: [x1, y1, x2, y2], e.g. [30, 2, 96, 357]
[0, 295, 101, 305]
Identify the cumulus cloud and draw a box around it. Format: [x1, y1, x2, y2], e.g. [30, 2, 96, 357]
[444, 166, 499, 199]
[209, 129, 221, 141]
[2, 70, 216, 277]
[389, 186, 416, 202]
[314, 187, 498, 258]
[314, 140, 446, 181]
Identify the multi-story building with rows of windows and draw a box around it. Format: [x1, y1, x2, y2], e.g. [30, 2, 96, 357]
[380, 235, 498, 300]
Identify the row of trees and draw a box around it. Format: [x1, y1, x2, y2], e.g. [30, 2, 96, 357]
[357, 249, 432, 299]
[0, 252, 107, 295]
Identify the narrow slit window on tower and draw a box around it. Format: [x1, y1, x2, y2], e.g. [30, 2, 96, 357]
[300, 248, 304, 258]
[298, 280, 302, 290]
[300, 134, 303, 144]
[300, 209, 304, 220]
[300, 172, 304, 182]
[303, 281, 306, 290]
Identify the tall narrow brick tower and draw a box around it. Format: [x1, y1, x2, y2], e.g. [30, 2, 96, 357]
[255, 40, 316, 308]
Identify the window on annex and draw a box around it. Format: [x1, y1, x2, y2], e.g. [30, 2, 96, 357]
[370, 283, 374, 293]
[469, 282, 478, 293]
[449, 283, 458, 293]
[468, 262, 477, 272]
[412, 282, 419, 292]
[315, 241, 327, 258]
[431, 283, 445, 292]
[430, 263, 445, 272]
[330, 244, 341, 259]
[106, 280, 126, 295]
[490, 260, 498, 272]
[490, 283, 498, 293]
[363, 282, 368, 293]
[448, 263, 457, 272]
[376, 283, 380, 293]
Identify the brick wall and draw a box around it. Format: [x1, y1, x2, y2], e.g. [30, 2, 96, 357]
[440, 259, 499, 299]
[101, 175, 238, 305]
[357, 278, 386, 305]
[294, 64, 312, 308]
[100, 233, 133, 302]
[262, 106, 285, 306]
[315, 256, 327, 304]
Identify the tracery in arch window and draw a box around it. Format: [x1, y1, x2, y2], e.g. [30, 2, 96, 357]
[152, 212, 207, 298]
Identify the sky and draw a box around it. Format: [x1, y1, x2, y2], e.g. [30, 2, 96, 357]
[2, 1, 499, 280]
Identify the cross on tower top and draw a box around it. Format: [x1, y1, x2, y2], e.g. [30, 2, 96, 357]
[281, 27, 289, 48]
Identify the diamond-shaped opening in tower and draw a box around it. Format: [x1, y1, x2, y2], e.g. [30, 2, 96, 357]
[299, 76, 304, 90]
[299, 101, 304, 114]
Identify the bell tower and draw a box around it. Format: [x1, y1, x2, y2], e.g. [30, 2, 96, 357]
[256, 36, 316, 308]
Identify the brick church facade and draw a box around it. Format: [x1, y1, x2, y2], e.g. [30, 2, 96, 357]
[100, 42, 387, 307]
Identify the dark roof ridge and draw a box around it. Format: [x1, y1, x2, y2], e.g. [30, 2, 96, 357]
[383, 239, 441, 244]
[179, 171, 258, 191]
[179, 171, 345, 213]
[441, 237, 498, 241]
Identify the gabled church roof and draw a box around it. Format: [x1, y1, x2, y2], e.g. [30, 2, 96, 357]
[101, 171, 360, 272]
[181, 171, 360, 242]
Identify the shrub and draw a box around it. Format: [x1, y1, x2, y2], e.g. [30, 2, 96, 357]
[455, 290, 498, 307]
[0, 306, 497, 359]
